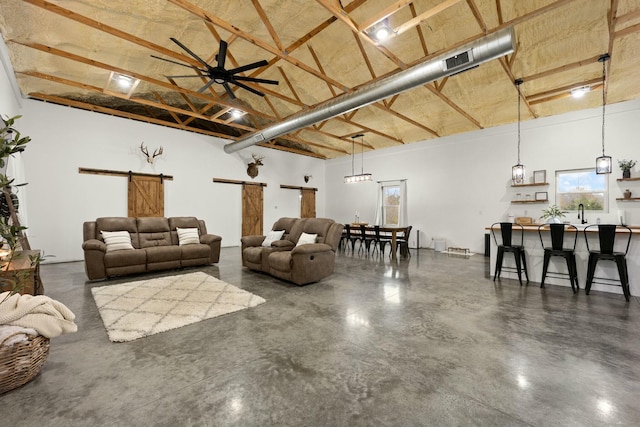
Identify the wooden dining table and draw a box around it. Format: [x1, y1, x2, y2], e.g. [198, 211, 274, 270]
[348, 224, 410, 260]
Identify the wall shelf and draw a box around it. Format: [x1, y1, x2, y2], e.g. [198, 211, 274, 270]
[616, 198, 640, 201]
[511, 182, 549, 187]
[616, 177, 640, 182]
[511, 199, 549, 204]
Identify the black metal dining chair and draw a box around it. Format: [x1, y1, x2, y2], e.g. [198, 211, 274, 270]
[583, 224, 632, 301]
[491, 222, 529, 286]
[537, 223, 579, 293]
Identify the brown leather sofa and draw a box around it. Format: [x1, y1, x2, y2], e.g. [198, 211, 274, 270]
[82, 216, 221, 280]
[241, 217, 344, 285]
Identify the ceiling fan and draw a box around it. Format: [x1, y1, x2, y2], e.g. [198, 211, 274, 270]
[152, 38, 278, 99]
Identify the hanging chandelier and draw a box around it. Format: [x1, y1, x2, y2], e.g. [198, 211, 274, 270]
[344, 134, 372, 183]
[595, 53, 611, 174]
[512, 78, 525, 184]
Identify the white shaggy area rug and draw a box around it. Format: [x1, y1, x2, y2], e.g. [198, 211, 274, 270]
[91, 272, 265, 342]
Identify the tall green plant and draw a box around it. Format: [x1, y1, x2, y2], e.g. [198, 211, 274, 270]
[0, 115, 33, 300]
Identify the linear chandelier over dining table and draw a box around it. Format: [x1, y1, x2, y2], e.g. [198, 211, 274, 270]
[344, 133, 372, 183]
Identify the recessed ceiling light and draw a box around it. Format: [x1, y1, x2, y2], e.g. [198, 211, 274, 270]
[375, 26, 391, 41]
[366, 20, 393, 42]
[103, 71, 140, 99]
[570, 86, 590, 98]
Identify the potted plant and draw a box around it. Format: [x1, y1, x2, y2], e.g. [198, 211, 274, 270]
[540, 204, 566, 224]
[618, 159, 636, 179]
[0, 114, 49, 394]
[0, 115, 33, 296]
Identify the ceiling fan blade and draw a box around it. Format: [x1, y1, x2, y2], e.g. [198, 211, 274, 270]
[217, 40, 228, 69]
[233, 76, 279, 85]
[228, 60, 268, 75]
[167, 75, 206, 78]
[170, 37, 211, 69]
[232, 80, 265, 97]
[222, 82, 236, 99]
[151, 55, 204, 71]
[197, 79, 217, 93]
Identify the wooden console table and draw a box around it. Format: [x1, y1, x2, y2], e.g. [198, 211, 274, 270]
[0, 250, 43, 295]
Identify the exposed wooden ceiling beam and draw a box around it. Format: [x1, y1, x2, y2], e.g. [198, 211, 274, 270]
[152, 91, 184, 125]
[314, 0, 408, 69]
[352, 32, 377, 80]
[19, 70, 256, 132]
[528, 78, 603, 104]
[29, 93, 235, 140]
[358, 0, 413, 31]
[466, 0, 487, 34]
[522, 55, 602, 83]
[409, 3, 430, 56]
[250, 0, 284, 53]
[307, 44, 339, 97]
[24, 0, 200, 67]
[394, 0, 463, 36]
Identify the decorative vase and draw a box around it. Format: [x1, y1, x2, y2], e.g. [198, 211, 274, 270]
[624, 189, 632, 199]
[623, 170, 631, 179]
[546, 216, 563, 224]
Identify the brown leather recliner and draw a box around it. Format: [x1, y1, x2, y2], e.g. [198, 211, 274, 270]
[241, 217, 344, 285]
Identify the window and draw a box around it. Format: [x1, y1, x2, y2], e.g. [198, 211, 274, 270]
[556, 168, 608, 212]
[382, 184, 400, 226]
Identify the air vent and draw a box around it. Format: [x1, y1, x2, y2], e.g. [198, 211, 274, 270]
[444, 50, 474, 71]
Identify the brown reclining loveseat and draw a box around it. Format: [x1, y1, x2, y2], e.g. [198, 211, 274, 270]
[82, 216, 221, 280]
[241, 217, 344, 285]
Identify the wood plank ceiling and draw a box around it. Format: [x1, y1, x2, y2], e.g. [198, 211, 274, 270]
[1, 0, 639, 159]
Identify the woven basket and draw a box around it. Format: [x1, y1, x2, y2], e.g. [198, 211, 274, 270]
[0, 333, 50, 394]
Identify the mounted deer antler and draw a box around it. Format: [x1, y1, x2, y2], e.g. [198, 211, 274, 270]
[140, 142, 163, 164]
[247, 154, 264, 179]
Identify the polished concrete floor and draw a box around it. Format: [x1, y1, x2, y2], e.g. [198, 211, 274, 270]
[2, 247, 640, 426]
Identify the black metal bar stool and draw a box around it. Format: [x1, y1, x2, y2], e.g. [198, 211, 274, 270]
[537, 223, 579, 293]
[491, 222, 529, 286]
[583, 224, 632, 301]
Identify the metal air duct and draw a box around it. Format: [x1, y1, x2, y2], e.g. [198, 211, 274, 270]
[224, 27, 515, 154]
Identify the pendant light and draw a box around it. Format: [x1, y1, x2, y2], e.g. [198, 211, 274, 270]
[512, 78, 525, 184]
[595, 53, 611, 174]
[344, 134, 372, 183]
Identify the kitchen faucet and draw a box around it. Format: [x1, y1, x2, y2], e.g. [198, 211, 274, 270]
[578, 203, 587, 224]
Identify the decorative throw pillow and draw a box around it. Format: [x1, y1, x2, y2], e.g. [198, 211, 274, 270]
[262, 230, 285, 247]
[101, 230, 134, 252]
[296, 232, 317, 246]
[177, 227, 200, 246]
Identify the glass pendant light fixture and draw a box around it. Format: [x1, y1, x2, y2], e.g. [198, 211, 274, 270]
[595, 53, 611, 174]
[344, 134, 373, 183]
[512, 78, 525, 184]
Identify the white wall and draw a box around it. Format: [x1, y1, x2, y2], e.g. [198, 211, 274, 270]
[14, 100, 325, 262]
[325, 99, 640, 254]
[0, 38, 22, 119]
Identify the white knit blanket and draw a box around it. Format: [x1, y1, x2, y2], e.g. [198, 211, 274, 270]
[0, 292, 77, 338]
